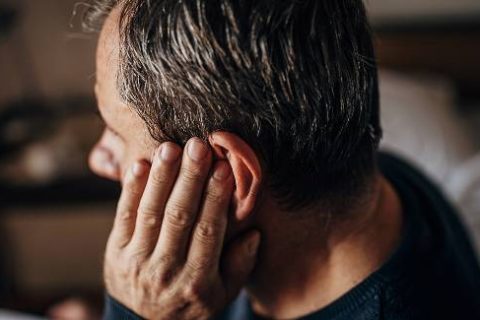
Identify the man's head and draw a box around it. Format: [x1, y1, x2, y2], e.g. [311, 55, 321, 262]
[87, 0, 381, 213]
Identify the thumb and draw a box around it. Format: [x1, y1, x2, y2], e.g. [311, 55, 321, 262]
[222, 230, 261, 301]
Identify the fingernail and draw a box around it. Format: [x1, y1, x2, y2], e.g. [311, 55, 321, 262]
[132, 162, 146, 177]
[187, 138, 208, 162]
[213, 162, 231, 180]
[160, 143, 180, 162]
[248, 232, 261, 256]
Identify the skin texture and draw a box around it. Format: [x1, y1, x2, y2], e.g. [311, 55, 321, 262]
[90, 7, 263, 319]
[102, 141, 261, 319]
[90, 6, 404, 320]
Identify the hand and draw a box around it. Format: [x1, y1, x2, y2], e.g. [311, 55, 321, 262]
[103, 137, 261, 320]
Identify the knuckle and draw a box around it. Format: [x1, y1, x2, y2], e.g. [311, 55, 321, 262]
[195, 221, 218, 243]
[142, 215, 160, 228]
[116, 208, 136, 222]
[181, 165, 204, 182]
[182, 281, 207, 302]
[204, 187, 227, 205]
[145, 265, 174, 288]
[138, 207, 160, 227]
[156, 253, 176, 266]
[186, 257, 211, 276]
[165, 204, 194, 229]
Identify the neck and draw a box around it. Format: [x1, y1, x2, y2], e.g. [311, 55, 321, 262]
[247, 174, 403, 319]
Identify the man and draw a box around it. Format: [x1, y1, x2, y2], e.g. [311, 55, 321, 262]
[86, 0, 480, 319]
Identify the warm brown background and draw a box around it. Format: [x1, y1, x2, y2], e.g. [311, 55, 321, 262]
[0, 0, 479, 315]
[0, 0, 95, 104]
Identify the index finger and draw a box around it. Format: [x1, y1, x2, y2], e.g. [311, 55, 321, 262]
[110, 161, 150, 248]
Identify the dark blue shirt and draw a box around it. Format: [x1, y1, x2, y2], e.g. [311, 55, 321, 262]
[104, 152, 480, 319]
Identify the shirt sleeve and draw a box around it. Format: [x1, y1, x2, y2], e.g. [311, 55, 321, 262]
[103, 294, 144, 320]
[102, 292, 247, 320]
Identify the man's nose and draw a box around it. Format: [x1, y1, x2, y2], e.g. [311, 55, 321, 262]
[88, 144, 121, 181]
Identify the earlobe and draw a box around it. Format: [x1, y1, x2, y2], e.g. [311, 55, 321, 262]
[208, 132, 262, 221]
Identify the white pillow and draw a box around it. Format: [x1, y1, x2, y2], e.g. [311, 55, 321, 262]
[379, 69, 476, 187]
[379, 69, 480, 253]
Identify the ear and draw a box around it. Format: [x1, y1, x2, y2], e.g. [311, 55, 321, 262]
[208, 131, 262, 221]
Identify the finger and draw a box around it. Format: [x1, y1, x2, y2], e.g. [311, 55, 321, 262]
[153, 138, 212, 265]
[130, 142, 182, 255]
[185, 161, 234, 276]
[222, 230, 261, 301]
[110, 161, 150, 248]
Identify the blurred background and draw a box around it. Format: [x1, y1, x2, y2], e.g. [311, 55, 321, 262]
[0, 0, 479, 318]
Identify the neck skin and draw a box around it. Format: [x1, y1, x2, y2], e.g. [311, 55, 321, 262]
[245, 173, 403, 319]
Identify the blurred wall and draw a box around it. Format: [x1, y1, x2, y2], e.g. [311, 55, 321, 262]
[3, 204, 114, 293]
[367, 0, 480, 22]
[0, 0, 96, 106]
[0, 0, 103, 301]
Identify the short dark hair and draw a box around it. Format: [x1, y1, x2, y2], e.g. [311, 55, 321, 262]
[84, 0, 382, 211]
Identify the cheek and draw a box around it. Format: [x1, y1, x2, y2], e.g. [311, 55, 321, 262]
[88, 126, 158, 183]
